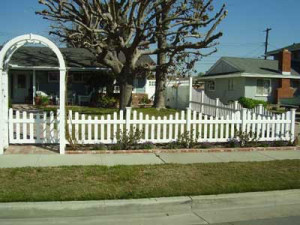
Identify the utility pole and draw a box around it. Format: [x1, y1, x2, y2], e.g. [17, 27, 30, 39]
[264, 28, 272, 60]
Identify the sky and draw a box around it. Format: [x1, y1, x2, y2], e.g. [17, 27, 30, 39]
[0, 0, 299, 74]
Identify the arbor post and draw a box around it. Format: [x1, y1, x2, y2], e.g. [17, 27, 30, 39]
[0, 69, 3, 154]
[59, 69, 66, 154]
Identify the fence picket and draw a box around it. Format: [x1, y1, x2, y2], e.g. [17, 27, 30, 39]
[169, 114, 173, 141]
[151, 116, 155, 141]
[94, 116, 99, 142]
[22, 111, 27, 140]
[29, 112, 34, 141]
[107, 114, 111, 141]
[145, 114, 149, 141]
[157, 116, 161, 141]
[50, 111, 55, 143]
[113, 112, 117, 143]
[175, 113, 179, 140]
[100, 116, 104, 141]
[163, 116, 167, 141]
[74, 112, 79, 142]
[42, 112, 47, 141]
[203, 115, 208, 141]
[81, 114, 85, 141]
[16, 110, 20, 141]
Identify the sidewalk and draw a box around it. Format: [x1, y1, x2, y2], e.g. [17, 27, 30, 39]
[0, 189, 299, 225]
[0, 149, 299, 168]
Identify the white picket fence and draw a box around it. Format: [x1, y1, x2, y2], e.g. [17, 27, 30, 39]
[190, 89, 277, 118]
[9, 107, 296, 145]
[8, 108, 59, 144]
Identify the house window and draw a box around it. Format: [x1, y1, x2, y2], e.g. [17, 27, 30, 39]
[207, 80, 215, 91]
[228, 79, 234, 91]
[48, 72, 59, 83]
[256, 79, 271, 96]
[149, 81, 156, 87]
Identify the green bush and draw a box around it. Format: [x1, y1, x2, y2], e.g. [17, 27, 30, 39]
[238, 97, 268, 109]
[114, 129, 143, 150]
[97, 95, 117, 108]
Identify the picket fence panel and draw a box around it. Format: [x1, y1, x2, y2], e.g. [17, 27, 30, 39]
[9, 107, 295, 145]
[65, 108, 295, 144]
[190, 89, 277, 118]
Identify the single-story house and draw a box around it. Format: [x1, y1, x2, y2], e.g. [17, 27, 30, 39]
[199, 49, 300, 104]
[2, 46, 155, 105]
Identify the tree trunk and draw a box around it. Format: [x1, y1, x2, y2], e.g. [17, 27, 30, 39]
[154, 66, 167, 109]
[154, 4, 168, 109]
[119, 66, 134, 110]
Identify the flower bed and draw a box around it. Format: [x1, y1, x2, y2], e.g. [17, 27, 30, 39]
[66, 146, 300, 154]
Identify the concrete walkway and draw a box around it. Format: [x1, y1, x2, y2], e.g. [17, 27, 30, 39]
[0, 150, 300, 168]
[0, 189, 299, 224]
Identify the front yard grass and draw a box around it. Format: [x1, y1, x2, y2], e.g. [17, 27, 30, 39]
[0, 160, 299, 202]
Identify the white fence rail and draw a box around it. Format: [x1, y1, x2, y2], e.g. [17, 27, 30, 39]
[190, 89, 277, 118]
[9, 107, 296, 145]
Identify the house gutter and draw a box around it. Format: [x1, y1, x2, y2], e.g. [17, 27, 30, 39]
[199, 72, 300, 80]
[8, 64, 109, 72]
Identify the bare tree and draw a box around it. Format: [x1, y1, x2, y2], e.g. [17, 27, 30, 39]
[37, 0, 226, 110]
[153, 0, 227, 109]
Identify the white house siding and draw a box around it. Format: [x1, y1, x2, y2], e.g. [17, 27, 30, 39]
[205, 77, 246, 104]
[144, 79, 156, 100]
[244, 77, 280, 103]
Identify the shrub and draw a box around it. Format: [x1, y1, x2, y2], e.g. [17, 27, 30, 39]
[178, 130, 199, 148]
[114, 129, 143, 150]
[97, 95, 117, 108]
[228, 130, 258, 148]
[238, 97, 267, 109]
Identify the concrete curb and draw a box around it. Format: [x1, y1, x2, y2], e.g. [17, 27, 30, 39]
[0, 189, 299, 222]
[66, 146, 300, 154]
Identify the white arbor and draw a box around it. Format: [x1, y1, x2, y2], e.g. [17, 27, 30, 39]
[0, 34, 66, 154]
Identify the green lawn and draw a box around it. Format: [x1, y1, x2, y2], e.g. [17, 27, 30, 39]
[38, 106, 180, 118]
[0, 160, 299, 202]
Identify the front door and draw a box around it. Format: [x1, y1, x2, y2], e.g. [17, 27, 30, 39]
[12, 73, 30, 103]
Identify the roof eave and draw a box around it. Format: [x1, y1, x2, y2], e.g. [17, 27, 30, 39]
[199, 72, 300, 80]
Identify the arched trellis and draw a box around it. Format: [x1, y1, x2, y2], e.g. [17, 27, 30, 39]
[0, 34, 66, 154]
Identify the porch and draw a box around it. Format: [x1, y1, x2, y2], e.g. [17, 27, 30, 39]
[9, 69, 99, 106]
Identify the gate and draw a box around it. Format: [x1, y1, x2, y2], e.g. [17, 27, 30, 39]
[8, 109, 59, 144]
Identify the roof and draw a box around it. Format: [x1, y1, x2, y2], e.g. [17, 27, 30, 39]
[267, 43, 300, 56]
[204, 56, 300, 77]
[0, 46, 154, 69]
